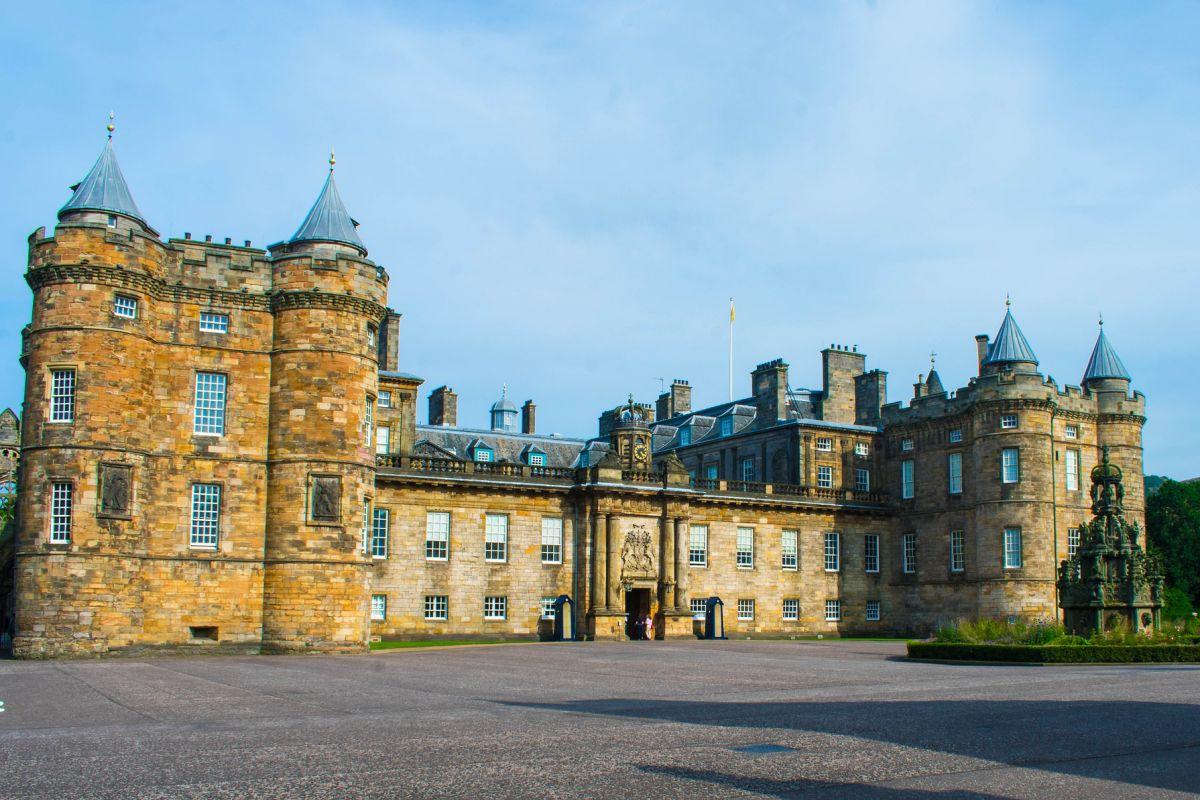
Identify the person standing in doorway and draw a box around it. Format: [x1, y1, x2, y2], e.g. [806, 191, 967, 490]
[644, 613, 654, 641]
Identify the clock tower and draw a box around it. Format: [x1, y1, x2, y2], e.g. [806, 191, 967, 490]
[609, 395, 653, 470]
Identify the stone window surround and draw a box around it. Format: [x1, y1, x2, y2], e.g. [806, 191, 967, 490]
[865, 600, 881, 621]
[902, 533, 918, 574]
[192, 370, 228, 437]
[1003, 527, 1023, 570]
[688, 524, 708, 567]
[47, 477, 75, 545]
[483, 595, 507, 620]
[370, 594, 387, 621]
[782, 598, 799, 621]
[781, 529, 798, 570]
[370, 506, 389, 559]
[825, 599, 841, 622]
[737, 598, 754, 621]
[47, 365, 77, 424]
[484, 513, 508, 563]
[540, 516, 563, 564]
[949, 529, 965, 573]
[188, 481, 222, 550]
[199, 310, 229, 333]
[113, 292, 139, 319]
[736, 526, 755, 569]
[424, 595, 448, 621]
[824, 531, 840, 572]
[425, 510, 450, 561]
[863, 533, 879, 573]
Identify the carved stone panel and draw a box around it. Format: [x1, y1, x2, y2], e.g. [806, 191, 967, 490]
[310, 474, 342, 523]
[97, 462, 133, 520]
[619, 523, 656, 581]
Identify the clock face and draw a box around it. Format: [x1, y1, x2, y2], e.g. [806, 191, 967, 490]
[633, 442, 648, 461]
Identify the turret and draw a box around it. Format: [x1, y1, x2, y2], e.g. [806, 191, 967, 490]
[981, 299, 1039, 376]
[262, 152, 386, 653]
[1082, 317, 1132, 397]
[490, 386, 518, 432]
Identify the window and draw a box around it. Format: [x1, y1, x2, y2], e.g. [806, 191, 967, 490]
[740, 457, 755, 482]
[377, 390, 391, 408]
[363, 396, 374, 447]
[474, 446, 493, 463]
[679, 427, 692, 446]
[854, 442, 869, 457]
[528, 452, 545, 467]
[424, 595, 448, 621]
[1001, 448, 1020, 484]
[193, 372, 227, 435]
[199, 312, 228, 333]
[1065, 449, 1080, 491]
[720, 417, 733, 436]
[781, 529, 798, 570]
[816, 465, 833, 489]
[483, 595, 507, 620]
[824, 532, 840, 572]
[782, 599, 799, 621]
[484, 513, 508, 562]
[864, 533, 879, 573]
[1068, 527, 1081, 558]
[540, 596, 557, 619]
[49, 369, 75, 422]
[902, 533, 917, 574]
[1000, 414, 1018, 429]
[901, 438, 914, 452]
[855, 468, 870, 493]
[425, 511, 449, 560]
[541, 517, 563, 563]
[376, 425, 390, 455]
[106, 213, 117, 228]
[704, 463, 718, 480]
[736, 527, 754, 568]
[825, 599, 841, 622]
[49, 482, 73, 543]
[113, 294, 138, 319]
[901, 460, 914, 499]
[366, 324, 377, 349]
[948, 428, 963, 444]
[816, 437, 833, 452]
[1003, 528, 1023, 569]
[1065, 424, 1078, 440]
[950, 530, 965, 573]
[689, 524, 708, 566]
[690, 598, 707, 617]
[865, 600, 880, 621]
[361, 500, 370, 553]
[948, 453, 963, 495]
[189, 483, 220, 549]
[370, 594, 387, 621]
[737, 599, 754, 621]
[370, 508, 389, 558]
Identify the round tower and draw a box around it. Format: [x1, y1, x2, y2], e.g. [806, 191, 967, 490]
[15, 121, 165, 656]
[262, 154, 388, 652]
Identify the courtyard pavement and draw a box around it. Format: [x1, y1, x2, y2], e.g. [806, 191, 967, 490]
[1, 639, 1199, 798]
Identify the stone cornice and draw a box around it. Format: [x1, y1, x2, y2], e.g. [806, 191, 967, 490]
[269, 289, 388, 321]
[26, 263, 271, 311]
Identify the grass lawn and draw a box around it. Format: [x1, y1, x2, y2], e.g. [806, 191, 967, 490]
[371, 639, 507, 651]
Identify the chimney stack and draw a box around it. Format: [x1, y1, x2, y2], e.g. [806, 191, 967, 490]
[656, 379, 692, 421]
[975, 335, 990, 375]
[428, 386, 457, 427]
[521, 400, 536, 435]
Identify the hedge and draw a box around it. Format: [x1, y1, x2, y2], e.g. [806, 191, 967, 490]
[907, 642, 1200, 663]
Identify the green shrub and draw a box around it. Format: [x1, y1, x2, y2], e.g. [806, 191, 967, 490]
[1163, 587, 1195, 620]
[908, 642, 1200, 663]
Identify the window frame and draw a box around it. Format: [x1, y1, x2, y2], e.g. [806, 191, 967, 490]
[949, 529, 965, 573]
[375, 424, 391, 455]
[189, 483, 221, 550]
[370, 594, 387, 621]
[1064, 424, 1079, 440]
[781, 529, 798, 571]
[113, 293, 138, 319]
[736, 526, 755, 569]
[1000, 414, 1019, 429]
[948, 452, 963, 495]
[192, 371, 228, 437]
[484, 513, 508, 563]
[540, 516, 563, 564]
[864, 533, 879, 573]
[424, 595, 448, 621]
[815, 437, 833, 452]
[719, 416, 733, 437]
[739, 457, 755, 483]
[370, 507, 389, 559]
[425, 511, 450, 561]
[1001, 448, 1020, 484]
[1003, 528, 1023, 569]
[816, 465, 834, 489]
[901, 459, 915, 499]
[855, 468, 870, 493]
[902, 533, 918, 574]
[198, 311, 229, 333]
[825, 599, 841, 622]
[49, 480, 73, 544]
[865, 600, 881, 621]
[540, 596, 557, 620]
[679, 426, 692, 447]
[901, 437, 914, 452]
[1065, 449, 1080, 491]
[736, 598, 754, 621]
[377, 390, 392, 408]
[854, 442, 870, 457]
[948, 428, 963, 444]
[483, 595, 508, 621]
[824, 531, 840, 572]
[49, 368, 76, 423]
[1068, 527, 1081, 558]
[688, 524, 708, 567]
[782, 598, 799, 621]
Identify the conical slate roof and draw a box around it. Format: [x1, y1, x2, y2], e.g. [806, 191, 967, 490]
[984, 307, 1038, 366]
[924, 368, 945, 395]
[1083, 325, 1131, 382]
[58, 139, 146, 225]
[289, 172, 365, 253]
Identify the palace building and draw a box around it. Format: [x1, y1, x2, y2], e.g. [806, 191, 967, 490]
[8, 132, 1147, 657]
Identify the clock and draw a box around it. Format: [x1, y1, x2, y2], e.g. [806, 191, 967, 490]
[633, 441, 648, 462]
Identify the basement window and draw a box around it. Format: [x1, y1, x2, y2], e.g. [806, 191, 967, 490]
[188, 626, 218, 641]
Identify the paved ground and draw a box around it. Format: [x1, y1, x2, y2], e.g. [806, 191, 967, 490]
[2, 640, 1199, 799]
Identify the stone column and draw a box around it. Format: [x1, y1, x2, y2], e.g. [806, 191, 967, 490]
[674, 516, 688, 611]
[659, 513, 674, 609]
[592, 509, 605, 613]
[606, 513, 620, 609]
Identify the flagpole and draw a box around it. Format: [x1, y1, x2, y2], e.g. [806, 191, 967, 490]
[728, 297, 734, 401]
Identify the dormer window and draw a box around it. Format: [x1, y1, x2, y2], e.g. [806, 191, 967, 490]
[528, 452, 545, 467]
[473, 445, 493, 463]
[720, 417, 733, 437]
[106, 214, 118, 228]
[679, 426, 692, 447]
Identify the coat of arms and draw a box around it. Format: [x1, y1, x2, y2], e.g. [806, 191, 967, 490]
[620, 524, 654, 578]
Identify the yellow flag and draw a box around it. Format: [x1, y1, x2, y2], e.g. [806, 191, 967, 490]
[729, 297, 735, 323]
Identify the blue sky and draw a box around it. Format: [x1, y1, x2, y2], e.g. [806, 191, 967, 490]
[1, 2, 1197, 476]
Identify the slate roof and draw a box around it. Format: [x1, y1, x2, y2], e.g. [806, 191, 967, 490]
[290, 172, 365, 253]
[924, 368, 945, 395]
[413, 425, 588, 468]
[58, 139, 146, 225]
[1083, 326, 1131, 382]
[984, 308, 1039, 365]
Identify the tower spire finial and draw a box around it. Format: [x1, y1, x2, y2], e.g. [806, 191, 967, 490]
[106, 111, 115, 139]
[930, 350, 937, 368]
[1005, 292, 1011, 309]
[1099, 311, 1104, 327]
[329, 147, 336, 172]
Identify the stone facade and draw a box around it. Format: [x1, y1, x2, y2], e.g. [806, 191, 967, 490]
[7, 138, 1147, 657]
